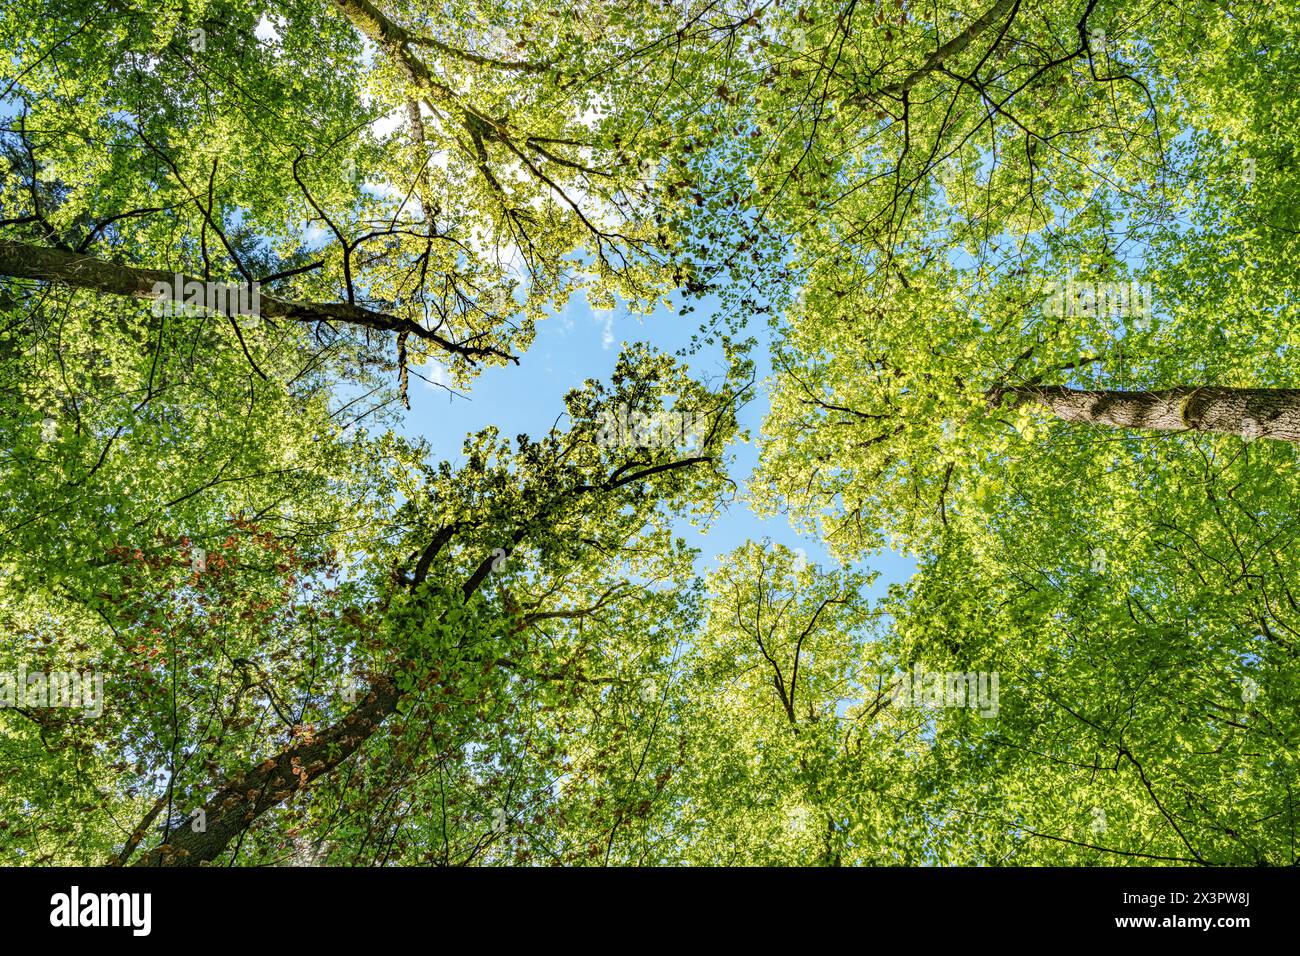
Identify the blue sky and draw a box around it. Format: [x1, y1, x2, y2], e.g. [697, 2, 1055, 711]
[397, 290, 917, 599]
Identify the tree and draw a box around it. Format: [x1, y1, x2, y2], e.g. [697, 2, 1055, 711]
[734, 0, 1300, 863]
[741, 0, 1300, 548]
[4, 0, 1298, 869]
[641, 542, 940, 865]
[116, 345, 749, 866]
[0, 0, 766, 395]
[873, 433, 1300, 864]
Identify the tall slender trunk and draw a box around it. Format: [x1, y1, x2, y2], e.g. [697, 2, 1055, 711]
[989, 385, 1300, 443]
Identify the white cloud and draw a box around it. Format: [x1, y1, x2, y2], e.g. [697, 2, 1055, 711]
[371, 108, 405, 139]
[301, 223, 331, 248]
[254, 15, 285, 45]
[596, 308, 615, 350]
[421, 361, 447, 389]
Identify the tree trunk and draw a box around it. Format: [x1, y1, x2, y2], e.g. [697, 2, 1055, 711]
[0, 240, 508, 362]
[128, 676, 401, 867]
[989, 385, 1300, 443]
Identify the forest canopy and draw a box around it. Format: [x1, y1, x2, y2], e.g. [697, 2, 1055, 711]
[1, 0, 1296, 866]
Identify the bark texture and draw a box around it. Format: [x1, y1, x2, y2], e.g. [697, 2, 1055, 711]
[0, 240, 507, 362]
[129, 677, 401, 867]
[990, 385, 1300, 443]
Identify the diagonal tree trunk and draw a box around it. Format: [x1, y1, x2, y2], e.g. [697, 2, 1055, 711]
[120, 453, 716, 866]
[129, 677, 402, 867]
[0, 240, 512, 364]
[331, 0, 471, 106]
[989, 384, 1300, 443]
[848, 0, 1019, 103]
